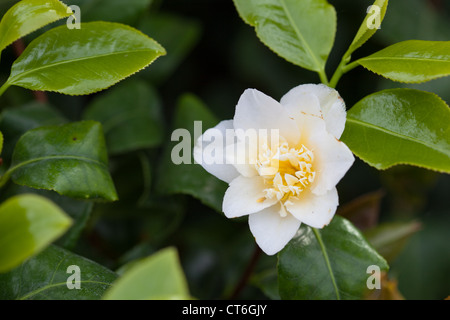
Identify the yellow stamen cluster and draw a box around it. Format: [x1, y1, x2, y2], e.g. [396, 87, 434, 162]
[256, 141, 315, 217]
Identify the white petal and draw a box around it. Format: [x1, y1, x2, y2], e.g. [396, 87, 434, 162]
[281, 87, 323, 118]
[193, 120, 240, 183]
[224, 138, 258, 178]
[286, 188, 338, 228]
[222, 176, 278, 218]
[249, 205, 301, 255]
[279, 92, 327, 145]
[233, 89, 300, 145]
[308, 131, 355, 195]
[280, 84, 347, 138]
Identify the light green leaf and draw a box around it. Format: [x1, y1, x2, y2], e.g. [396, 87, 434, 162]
[83, 79, 164, 155]
[0, 245, 117, 299]
[5, 21, 166, 95]
[1, 120, 118, 201]
[341, 89, 450, 173]
[347, 0, 389, 55]
[278, 216, 388, 300]
[357, 40, 450, 83]
[233, 0, 336, 72]
[103, 247, 190, 300]
[156, 94, 227, 212]
[0, 183, 93, 251]
[0, 194, 72, 273]
[0, 0, 71, 54]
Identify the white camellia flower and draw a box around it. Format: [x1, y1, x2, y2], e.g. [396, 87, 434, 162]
[193, 84, 355, 255]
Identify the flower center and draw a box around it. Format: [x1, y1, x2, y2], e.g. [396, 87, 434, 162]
[256, 141, 315, 217]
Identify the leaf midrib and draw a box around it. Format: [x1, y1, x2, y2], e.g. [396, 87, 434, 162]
[312, 228, 340, 300]
[8, 49, 156, 84]
[359, 56, 450, 64]
[278, 0, 323, 72]
[346, 117, 450, 157]
[9, 155, 107, 175]
[18, 280, 113, 300]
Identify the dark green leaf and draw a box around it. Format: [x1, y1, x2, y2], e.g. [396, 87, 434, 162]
[0, 101, 67, 163]
[139, 12, 201, 84]
[69, 0, 152, 25]
[278, 216, 388, 300]
[375, 0, 450, 43]
[83, 79, 164, 155]
[6, 22, 165, 95]
[391, 214, 450, 300]
[341, 89, 450, 173]
[156, 94, 227, 212]
[251, 269, 280, 300]
[3, 120, 118, 201]
[0, 245, 117, 299]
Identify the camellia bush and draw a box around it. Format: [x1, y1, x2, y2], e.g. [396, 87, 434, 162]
[0, 0, 448, 301]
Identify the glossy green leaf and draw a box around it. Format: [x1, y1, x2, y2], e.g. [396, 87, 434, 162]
[0, 245, 117, 299]
[156, 94, 227, 212]
[0, 0, 71, 54]
[103, 247, 190, 300]
[357, 40, 450, 83]
[2, 120, 118, 201]
[71, 0, 152, 25]
[0, 194, 72, 273]
[365, 220, 422, 263]
[233, 0, 336, 72]
[278, 216, 389, 300]
[139, 13, 201, 84]
[341, 89, 450, 173]
[83, 79, 164, 155]
[5, 22, 166, 95]
[347, 0, 389, 55]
